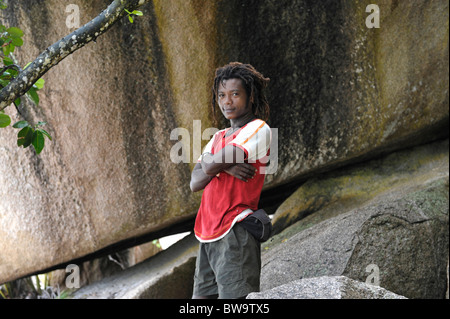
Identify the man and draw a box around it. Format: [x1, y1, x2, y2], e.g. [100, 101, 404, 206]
[190, 62, 271, 299]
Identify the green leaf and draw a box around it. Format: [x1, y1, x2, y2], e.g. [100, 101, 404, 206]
[34, 78, 45, 90]
[1, 68, 18, 78]
[32, 130, 45, 154]
[14, 97, 21, 107]
[131, 10, 143, 16]
[7, 27, 23, 38]
[2, 56, 13, 65]
[37, 128, 52, 141]
[2, 43, 11, 56]
[13, 120, 29, 129]
[26, 87, 39, 105]
[11, 37, 23, 47]
[0, 113, 11, 128]
[17, 126, 34, 148]
[128, 15, 134, 23]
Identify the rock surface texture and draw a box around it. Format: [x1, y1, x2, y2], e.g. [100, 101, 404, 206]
[261, 143, 449, 299]
[71, 233, 198, 299]
[247, 276, 407, 299]
[64, 139, 450, 299]
[0, 0, 448, 290]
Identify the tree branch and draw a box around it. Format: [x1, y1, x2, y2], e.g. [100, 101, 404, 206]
[0, 0, 150, 111]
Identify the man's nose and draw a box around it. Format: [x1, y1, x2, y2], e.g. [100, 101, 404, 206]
[224, 95, 232, 105]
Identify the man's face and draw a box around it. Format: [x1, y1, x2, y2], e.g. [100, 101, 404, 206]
[217, 78, 251, 120]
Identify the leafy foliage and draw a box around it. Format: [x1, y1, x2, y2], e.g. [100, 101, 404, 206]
[1, 1, 50, 153]
[0, 272, 72, 299]
[13, 120, 52, 154]
[125, 9, 143, 23]
[0, 110, 10, 127]
[1, 2, 145, 154]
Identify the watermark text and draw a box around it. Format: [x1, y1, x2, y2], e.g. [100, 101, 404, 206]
[366, 4, 380, 28]
[65, 4, 80, 29]
[170, 120, 278, 174]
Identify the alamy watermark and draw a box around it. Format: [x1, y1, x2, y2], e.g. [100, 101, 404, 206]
[65, 4, 80, 29]
[63, 3, 380, 30]
[169, 120, 278, 174]
[365, 263, 380, 286]
[65, 264, 80, 289]
[366, 4, 380, 29]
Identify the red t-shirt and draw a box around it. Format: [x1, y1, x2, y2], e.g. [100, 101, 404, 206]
[194, 119, 271, 242]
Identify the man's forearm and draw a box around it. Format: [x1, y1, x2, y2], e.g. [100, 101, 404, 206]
[201, 145, 246, 176]
[190, 165, 214, 192]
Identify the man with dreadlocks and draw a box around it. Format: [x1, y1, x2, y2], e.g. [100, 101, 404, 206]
[190, 62, 271, 299]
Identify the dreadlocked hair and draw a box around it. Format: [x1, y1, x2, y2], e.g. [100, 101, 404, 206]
[211, 62, 270, 123]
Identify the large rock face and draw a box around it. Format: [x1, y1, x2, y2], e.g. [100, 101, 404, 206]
[272, 139, 449, 233]
[41, 140, 447, 299]
[247, 276, 407, 299]
[233, 0, 449, 188]
[261, 141, 449, 299]
[0, 0, 448, 283]
[262, 177, 449, 299]
[1, 0, 202, 283]
[71, 234, 199, 299]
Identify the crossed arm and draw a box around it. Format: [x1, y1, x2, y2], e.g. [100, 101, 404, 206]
[190, 145, 257, 192]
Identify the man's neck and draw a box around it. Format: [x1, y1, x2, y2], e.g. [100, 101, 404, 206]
[230, 113, 256, 130]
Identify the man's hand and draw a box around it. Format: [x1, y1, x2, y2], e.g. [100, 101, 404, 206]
[224, 163, 257, 182]
[200, 145, 246, 176]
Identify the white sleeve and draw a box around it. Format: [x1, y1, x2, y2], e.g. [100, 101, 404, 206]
[197, 131, 219, 162]
[229, 120, 271, 162]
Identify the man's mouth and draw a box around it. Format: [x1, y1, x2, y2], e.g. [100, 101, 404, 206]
[223, 108, 235, 113]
